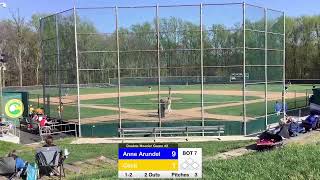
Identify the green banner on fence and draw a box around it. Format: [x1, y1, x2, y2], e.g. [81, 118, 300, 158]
[3, 92, 24, 125]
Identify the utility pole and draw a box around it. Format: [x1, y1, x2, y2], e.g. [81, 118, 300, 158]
[0, 54, 7, 118]
[0, 2, 7, 119]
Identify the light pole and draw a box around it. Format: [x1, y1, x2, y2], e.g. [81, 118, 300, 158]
[0, 3, 7, 118]
[0, 3, 7, 119]
[0, 54, 7, 119]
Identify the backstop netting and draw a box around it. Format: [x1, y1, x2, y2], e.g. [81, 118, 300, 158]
[41, 3, 286, 137]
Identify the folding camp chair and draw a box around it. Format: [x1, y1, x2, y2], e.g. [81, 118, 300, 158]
[35, 146, 65, 179]
[0, 157, 27, 180]
[0, 157, 15, 178]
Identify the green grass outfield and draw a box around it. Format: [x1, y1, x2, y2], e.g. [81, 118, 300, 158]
[27, 83, 310, 134]
[206, 96, 308, 117]
[27, 84, 310, 122]
[80, 94, 260, 110]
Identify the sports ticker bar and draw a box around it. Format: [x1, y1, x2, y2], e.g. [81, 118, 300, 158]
[118, 143, 202, 179]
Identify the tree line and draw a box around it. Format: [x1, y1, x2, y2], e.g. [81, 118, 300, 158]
[0, 10, 319, 86]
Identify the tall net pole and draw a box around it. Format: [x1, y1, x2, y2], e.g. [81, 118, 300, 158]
[157, 4, 162, 135]
[73, 6, 81, 137]
[55, 15, 62, 119]
[116, 6, 122, 131]
[200, 3, 205, 136]
[242, 2, 247, 136]
[283, 12, 286, 124]
[264, 8, 268, 128]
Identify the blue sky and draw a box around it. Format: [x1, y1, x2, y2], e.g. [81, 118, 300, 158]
[0, 0, 319, 32]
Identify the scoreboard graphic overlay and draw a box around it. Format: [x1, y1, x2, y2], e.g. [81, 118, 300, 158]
[118, 143, 202, 179]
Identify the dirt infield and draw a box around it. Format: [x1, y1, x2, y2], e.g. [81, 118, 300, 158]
[47, 90, 306, 124]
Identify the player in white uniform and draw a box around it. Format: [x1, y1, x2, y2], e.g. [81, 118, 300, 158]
[167, 97, 172, 113]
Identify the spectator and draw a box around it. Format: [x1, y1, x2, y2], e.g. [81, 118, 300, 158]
[8, 150, 27, 172]
[309, 95, 315, 105]
[0, 118, 9, 137]
[39, 115, 48, 127]
[0, 118, 4, 126]
[57, 102, 64, 118]
[301, 113, 318, 132]
[43, 135, 56, 147]
[274, 101, 282, 116]
[29, 105, 34, 115]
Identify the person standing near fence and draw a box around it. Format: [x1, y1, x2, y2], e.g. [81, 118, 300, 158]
[57, 102, 64, 119]
[167, 87, 172, 113]
[275, 101, 282, 116]
[29, 105, 34, 115]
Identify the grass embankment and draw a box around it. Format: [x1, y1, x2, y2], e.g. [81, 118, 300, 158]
[203, 144, 320, 179]
[0, 139, 118, 163]
[3, 138, 320, 179]
[0, 139, 252, 179]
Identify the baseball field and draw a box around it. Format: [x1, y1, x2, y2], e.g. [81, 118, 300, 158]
[28, 83, 312, 136]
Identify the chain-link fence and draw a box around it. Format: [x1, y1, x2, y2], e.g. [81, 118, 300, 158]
[40, 3, 287, 137]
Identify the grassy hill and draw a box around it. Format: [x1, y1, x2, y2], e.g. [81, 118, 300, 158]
[2, 134, 320, 180]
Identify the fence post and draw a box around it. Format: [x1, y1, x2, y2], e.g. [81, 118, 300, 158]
[200, 3, 204, 136]
[299, 109, 301, 120]
[37, 94, 40, 107]
[306, 89, 308, 106]
[294, 90, 297, 109]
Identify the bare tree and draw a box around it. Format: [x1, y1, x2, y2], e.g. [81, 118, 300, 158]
[10, 9, 29, 86]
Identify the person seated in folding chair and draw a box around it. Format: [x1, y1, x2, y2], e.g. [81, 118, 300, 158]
[0, 118, 9, 137]
[39, 115, 52, 135]
[0, 118, 14, 137]
[35, 135, 67, 179]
